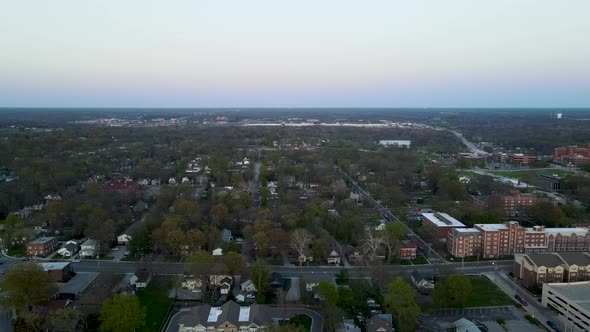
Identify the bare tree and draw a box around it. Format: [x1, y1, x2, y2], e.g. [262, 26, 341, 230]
[290, 229, 313, 266]
[363, 230, 384, 263]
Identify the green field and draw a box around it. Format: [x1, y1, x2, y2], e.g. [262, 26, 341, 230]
[136, 275, 175, 332]
[289, 314, 312, 331]
[400, 255, 429, 265]
[464, 276, 516, 308]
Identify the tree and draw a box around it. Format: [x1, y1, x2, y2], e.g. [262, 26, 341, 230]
[433, 274, 473, 308]
[363, 230, 384, 263]
[384, 277, 420, 332]
[3, 262, 57, 312]
[210, 203, 229, 227]
[46, 308, 86, 332]
[384, 222, 405, 262]
[222, 252, 247, 276]
[290, 229, 313, 266]
[185, 229, 206, 252]
[335, 268, 350, 285]
[186, 250, 215, 291]
[251, 259, 270, 303]
[127, 229, 153, 257]
[99, 293, 146, 332]
[317, 281, 338, 307]
[45, 200, 69, 231]
[529, 201, 566, 227]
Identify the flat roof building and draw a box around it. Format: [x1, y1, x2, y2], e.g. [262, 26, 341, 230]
[542, 282, 590, 331]
[421, 212, 466, 242]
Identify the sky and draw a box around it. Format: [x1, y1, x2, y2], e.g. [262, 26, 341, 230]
[1, 0, 589, 108]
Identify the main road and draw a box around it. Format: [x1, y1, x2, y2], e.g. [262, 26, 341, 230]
[69, 258, 512, 278]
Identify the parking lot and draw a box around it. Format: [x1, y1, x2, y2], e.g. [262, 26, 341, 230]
[428, 306, 516, 321]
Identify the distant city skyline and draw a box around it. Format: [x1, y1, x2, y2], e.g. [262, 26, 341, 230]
[1, 1, 589, 108]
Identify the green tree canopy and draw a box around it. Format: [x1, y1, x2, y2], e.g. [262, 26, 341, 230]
[99, 293, 146, 332]
[433, 274, 473, 308]
[384, 277, 421, 332]
[317, 281, 339, 307]
[3, 262, 57, 312]
[222, 251, 247, 276]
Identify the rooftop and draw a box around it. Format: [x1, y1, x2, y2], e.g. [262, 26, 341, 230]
[545, 282, 590, 312]
[545, 228, 589, 236]
[454, 228, 481, 234]
[29, 237, 56, 244]
[557, 252, 590, 266]
[39, 262, 70, 271]
[475, 223, 508, 231]
[422, 212, 465, 228]
[527, 253, 565, 267]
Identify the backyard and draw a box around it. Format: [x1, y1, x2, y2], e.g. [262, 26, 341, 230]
[136, 275, 176, 332]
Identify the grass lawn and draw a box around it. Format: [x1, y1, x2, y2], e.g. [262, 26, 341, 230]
[136, 275, 175, 332]
[7, 246, 26, 257]
[288, 314, 312, 331]
[464, 276, 516, 308]
[400, 255, 429, 265]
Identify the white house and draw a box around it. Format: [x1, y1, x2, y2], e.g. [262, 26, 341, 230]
[79, 239, 98, 258]
[57, 240, 79, 257]
[327, 250, 341, 265]
[240, 279, 257, 293]
[130, 269, 152, 289]
[219, 278, 232, 295]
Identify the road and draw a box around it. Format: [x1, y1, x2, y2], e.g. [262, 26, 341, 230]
[484, 271, 563, 331]
[333, 165, 446, 263]
[67, 258, 513, 279]
[449, 129, 491, 156]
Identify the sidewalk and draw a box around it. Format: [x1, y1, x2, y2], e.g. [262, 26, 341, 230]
[483, 272, 561, 331]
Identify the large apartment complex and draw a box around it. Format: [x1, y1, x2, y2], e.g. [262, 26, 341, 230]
[553, 144, 590, 166]
[421, 212, 466, 242]
[473, 191, 539, 217]
[514, 252, 590, 288]
[447, 221, 590, 259]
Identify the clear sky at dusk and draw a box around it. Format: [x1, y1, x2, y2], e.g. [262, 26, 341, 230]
[1, 0, 589, 108]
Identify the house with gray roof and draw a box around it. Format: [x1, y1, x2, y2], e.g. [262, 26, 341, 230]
[177, 301, 272, 332]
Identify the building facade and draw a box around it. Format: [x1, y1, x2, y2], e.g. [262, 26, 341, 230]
[553, 145, 590, 166]
[473, 191, 539, 217]
[400, 241, 417, 260]
[542, 282, 590, 331]
[26, 237, 58, 257]
[514, 252, 590, 289]
[447, 222, 590, 259]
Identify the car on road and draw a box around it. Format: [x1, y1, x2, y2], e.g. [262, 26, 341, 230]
[515, 294, 528, 306]
[22, 257, 30, 262]
[547, 321, 561, 331]
[112, 247, 119, 251]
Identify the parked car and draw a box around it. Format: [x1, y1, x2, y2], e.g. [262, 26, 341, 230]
[22, 257, 30, 262]
[547, 321, 558, 330]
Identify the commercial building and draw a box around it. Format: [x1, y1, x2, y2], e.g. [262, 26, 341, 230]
[176, 301, 272, 332]
[446, 221, 590, 259]
[26, 237, 58, 257]
[509, 153, 535, 165]
[542, 282, 590, 331]
[378, 140, 411, 148]
[514, 252, 590, 288]
[553, 145, 590, 166]
[421, 212, 466, 242]
[39, 262, 72, 282]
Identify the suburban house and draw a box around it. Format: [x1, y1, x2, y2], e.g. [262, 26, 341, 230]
[176, 301, 272, 332]
[366, 314, 393, 332]
[219, 277, 232, 295]
[181, 275, 202, 291]
[26, 237, 58, 257]
[336, 319, 362, 332]
[130, 269, 152, 289]
[212, 248, 223, 256]
[118, 218, 146, 245]
[327, 250, 341, 265]
[410, 270, 435, 292]
[348, 250, 363, 265]
[240, 279, 257, 293]
[221, 229, 233, 243]
[57, 240, 79, 257]
[305, 276, 327, 292]
[79, 239, 98, 258]
[269, 272, 284, 289]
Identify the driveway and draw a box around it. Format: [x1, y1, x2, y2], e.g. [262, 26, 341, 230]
[109, 246, 127, 262]
[285, 277, 300, 302]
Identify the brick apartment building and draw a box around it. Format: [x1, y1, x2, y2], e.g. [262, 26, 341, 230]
[421, 212, 466, 242]
[553, 144, 590, 166]
[473, 191, 539, 217]
[509, 153, 535, 165]
[26, 236, 58, 257]
[514, 252, 590, 288]
[447, 222, 590, 259]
